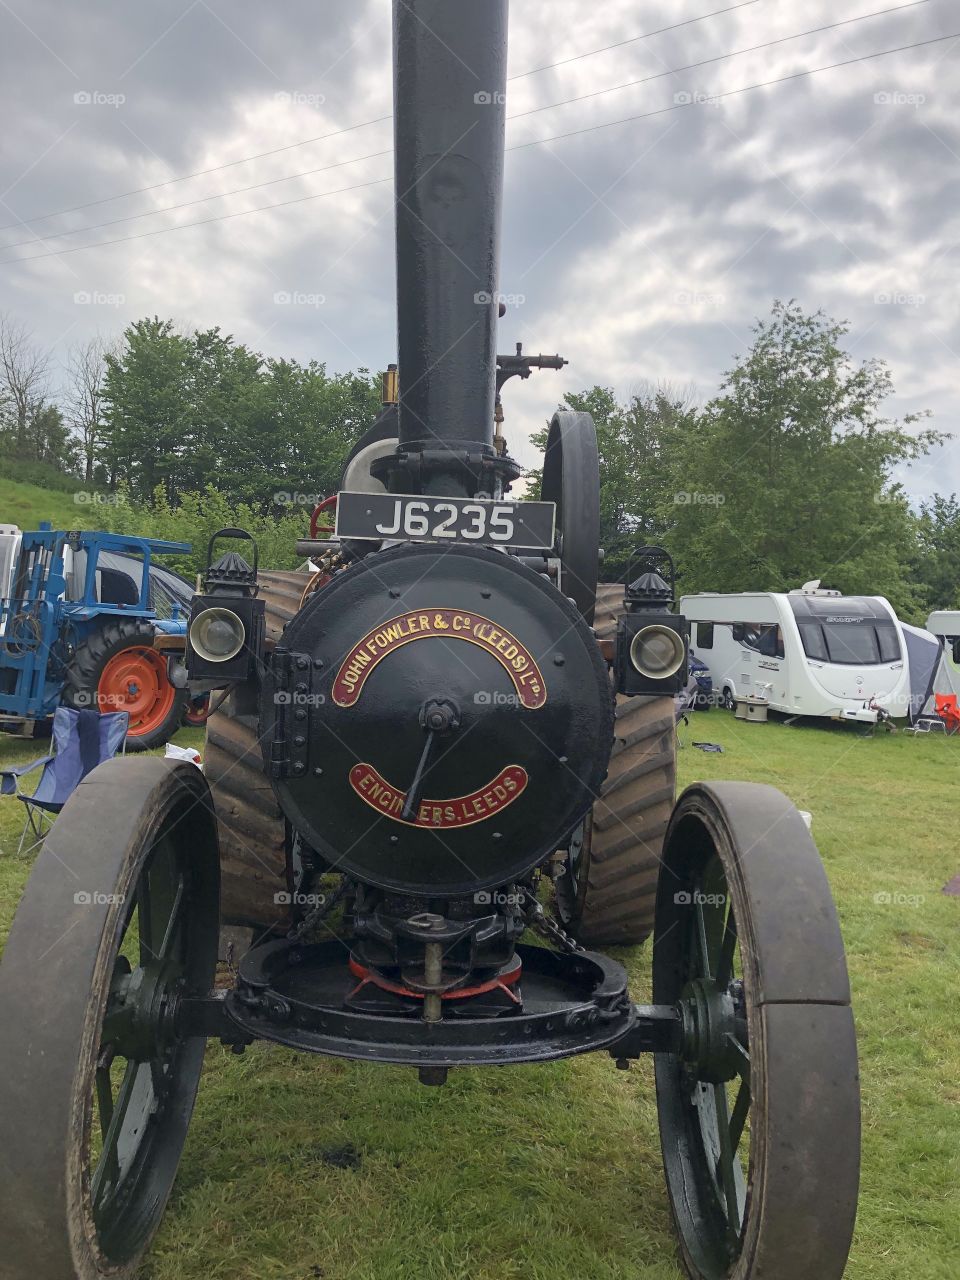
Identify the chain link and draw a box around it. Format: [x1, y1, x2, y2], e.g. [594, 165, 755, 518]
[524, 897, 584, 953]
[287, 876, 349, 941]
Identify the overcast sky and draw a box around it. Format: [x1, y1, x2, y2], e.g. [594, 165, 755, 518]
[1, 0, 957, 494]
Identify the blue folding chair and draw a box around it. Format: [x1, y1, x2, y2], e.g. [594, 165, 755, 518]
[0, 706, 129, 855]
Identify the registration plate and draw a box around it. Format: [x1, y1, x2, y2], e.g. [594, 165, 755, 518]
[335, 491, 556, 550]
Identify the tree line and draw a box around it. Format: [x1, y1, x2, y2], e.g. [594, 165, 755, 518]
[0, 314, 381, 506]
[536, 301, 955, 623]
[1, 301, 957, 621]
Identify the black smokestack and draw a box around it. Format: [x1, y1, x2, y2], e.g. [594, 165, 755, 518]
[392, 0, 508, 480]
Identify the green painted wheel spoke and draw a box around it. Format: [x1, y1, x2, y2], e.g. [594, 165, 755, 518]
[728, 1032, 750, 1077]
[695, 900, 713, 980]
[91, 1059, 138, 1211]
[136, 875, 154, 960]
[158, 877, 185, 963]
[712, 1082, 743, 1243]
[729, 1076, 751, 1152]
[94, 1051, 116, 1139]
[715, 910, 737, 988]
[150, 1057, 168, 1100]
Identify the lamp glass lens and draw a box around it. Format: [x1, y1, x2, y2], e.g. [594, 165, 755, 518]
[191, 608, 245, 662]
[631, 626, 684, 678]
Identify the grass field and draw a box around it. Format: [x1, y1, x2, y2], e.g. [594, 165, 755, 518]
[0, 476, 99, 533]
[1, 711, 958, 1279]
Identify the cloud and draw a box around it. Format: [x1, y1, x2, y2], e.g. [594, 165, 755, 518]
[0, 0, 957, 495]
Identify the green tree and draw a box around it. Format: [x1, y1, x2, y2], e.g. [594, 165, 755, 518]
[661, 301, 939, 616]
[527, 384, 694, 581]
[102, 318, 197, 500]
[105, 484, 309, 578]
[27, 402, 78, 471]
[101, 319, 381, 508]
[247, 359, 380, 510]
[915, 494, 960, 615]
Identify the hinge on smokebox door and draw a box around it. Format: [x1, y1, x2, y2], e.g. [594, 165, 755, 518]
[269, 647, 315, 780]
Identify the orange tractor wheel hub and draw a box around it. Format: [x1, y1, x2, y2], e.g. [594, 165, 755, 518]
[97, 647, 175, 736]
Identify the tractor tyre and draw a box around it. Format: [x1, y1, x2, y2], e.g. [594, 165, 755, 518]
[63, 618, 185, 751]
[204, 568, 307, 930]
[554, 582, 677, 947]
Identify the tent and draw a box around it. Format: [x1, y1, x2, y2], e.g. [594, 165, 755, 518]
[901, 623, 943, 723]
[908, 612, 960, 726]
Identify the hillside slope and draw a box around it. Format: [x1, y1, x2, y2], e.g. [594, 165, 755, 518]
[0, 477, 108, 533]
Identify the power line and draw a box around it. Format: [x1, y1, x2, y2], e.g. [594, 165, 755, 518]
[508, 0, 763, 79]
[0, 0, 764, 235]
[0, 1, 931, 253]
[1, 31, 955, 268]
[0, 175, 395, 266]
[1, 147, 393, 249]
[509, 0, 932, 122]
[507, 30, 959, 153]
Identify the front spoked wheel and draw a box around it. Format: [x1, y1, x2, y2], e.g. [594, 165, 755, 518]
[0, 758, 220, 1280]
[654, 782, 860, 1280]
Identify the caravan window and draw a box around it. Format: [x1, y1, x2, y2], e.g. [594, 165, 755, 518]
[797, 620, 829, 661]
[821, 623, 879, 664]
[733, 622, 784, 659]
[756, 625, 784, 659]
[696, 622, 714, 649]
[797, 619, 901, 665]
[876, 627, 900, 663]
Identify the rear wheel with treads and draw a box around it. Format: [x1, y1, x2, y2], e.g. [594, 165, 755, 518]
[555, 580, 676, 947]
[203, 568, 306, 929]
[592, 580, 627, 642]
[64, 618, 185, 751]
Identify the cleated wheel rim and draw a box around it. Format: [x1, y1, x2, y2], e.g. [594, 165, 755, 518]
[654, 782, 860, 1280]
[98, 646, 175, 737]
[555, 585, 676, 947]
[0, 758, 219, 1280]
[204, 568, 306, 930]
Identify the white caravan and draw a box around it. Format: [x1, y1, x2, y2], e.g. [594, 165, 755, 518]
[680, 581, 910, 723]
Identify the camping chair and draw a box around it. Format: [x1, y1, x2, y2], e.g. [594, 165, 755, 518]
[0, 706, 129, 855]
[934, 694, 960, 736]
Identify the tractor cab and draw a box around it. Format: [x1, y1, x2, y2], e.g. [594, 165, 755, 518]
[0, 525, 193, 746]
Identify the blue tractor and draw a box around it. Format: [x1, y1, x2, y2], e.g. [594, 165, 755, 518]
[0, 524, 195, 750]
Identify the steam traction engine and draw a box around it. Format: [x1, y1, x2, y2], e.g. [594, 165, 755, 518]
[0, 3, 860, 1278]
